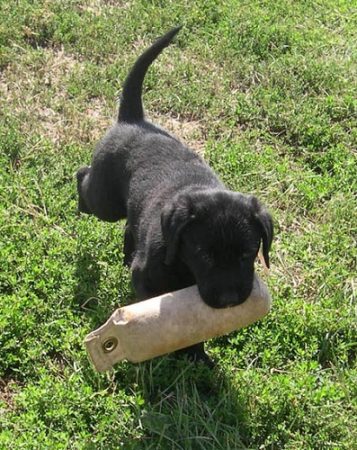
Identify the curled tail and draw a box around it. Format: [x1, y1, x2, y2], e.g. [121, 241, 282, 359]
[118, 26, 182, 123]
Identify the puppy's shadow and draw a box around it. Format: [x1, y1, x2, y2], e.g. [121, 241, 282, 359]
[74, 246, 134, 330]
[74, 250, 108, 326]
[74, 249, 250, 446]
[74, 250, 100, 297]
[118, 358, 251, 448]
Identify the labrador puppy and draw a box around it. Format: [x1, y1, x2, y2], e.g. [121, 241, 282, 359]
[77, 27, 273, 364]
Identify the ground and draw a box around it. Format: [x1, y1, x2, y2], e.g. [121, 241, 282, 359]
[0, 1, 356, 449]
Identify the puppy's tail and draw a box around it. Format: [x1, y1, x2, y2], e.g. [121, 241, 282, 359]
[118, 26, 182, 123]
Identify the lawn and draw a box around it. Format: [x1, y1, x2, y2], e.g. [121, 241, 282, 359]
[0, 1, 356, 449]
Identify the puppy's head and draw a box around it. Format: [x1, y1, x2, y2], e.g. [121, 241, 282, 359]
[76, 166, 92, 214]
[161, 189, 273, 308]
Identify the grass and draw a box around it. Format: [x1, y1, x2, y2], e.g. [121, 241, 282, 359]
[0, 0, 356, 448]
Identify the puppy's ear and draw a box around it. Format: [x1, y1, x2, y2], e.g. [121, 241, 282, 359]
[250, 197, 274, 268]
[161, 195, 195, 265]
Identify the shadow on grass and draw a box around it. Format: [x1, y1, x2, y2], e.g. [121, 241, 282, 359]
[74, 249, 250, 448]
[74, 243, 134, 327]
[73, 249, 112, 328]
[74, 251, 101, 307]
[119, 357, 251, 450]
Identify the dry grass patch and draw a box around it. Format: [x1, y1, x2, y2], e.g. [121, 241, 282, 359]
[1, 48, 113, 147]
[77, 0, 132, 13]
[152, 113, 207, 155]
[1, 44, 212, 154]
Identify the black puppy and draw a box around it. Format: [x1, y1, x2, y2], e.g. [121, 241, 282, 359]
[77, 27, 273, 363]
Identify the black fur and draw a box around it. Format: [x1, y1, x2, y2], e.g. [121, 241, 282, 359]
[77, 27, 273, 363]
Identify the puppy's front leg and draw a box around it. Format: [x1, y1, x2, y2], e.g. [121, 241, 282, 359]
[131, 259, 214, 367]
[131, 261, 171, 301]
[175, 343, 214, 368]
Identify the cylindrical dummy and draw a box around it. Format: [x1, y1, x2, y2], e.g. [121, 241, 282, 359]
[85, 275, 271, 372]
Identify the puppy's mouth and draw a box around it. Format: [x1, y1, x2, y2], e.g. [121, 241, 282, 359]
[198, 286, 252, 309]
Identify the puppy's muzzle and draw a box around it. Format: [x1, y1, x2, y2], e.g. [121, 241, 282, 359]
[198, 286, 252, 309]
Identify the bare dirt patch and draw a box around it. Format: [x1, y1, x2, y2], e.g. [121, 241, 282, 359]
[152, 113, 207, 156]
[77, 0, 131, 13]
[0, 378, 18, 411]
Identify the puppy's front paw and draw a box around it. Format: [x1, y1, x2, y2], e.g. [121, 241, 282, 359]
[175, 344, 215, 368]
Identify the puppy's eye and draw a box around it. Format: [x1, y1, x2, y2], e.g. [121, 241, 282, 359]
[196, 248, 213, 266]
[195, 248, 205, 257]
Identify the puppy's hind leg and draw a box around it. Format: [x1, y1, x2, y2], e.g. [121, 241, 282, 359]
[131, 260, 215, 367]
[123, 224, 135, 267]
[84, 158, 127, 222]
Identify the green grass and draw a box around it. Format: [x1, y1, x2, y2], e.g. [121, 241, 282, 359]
[1, 0, 356, 448]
